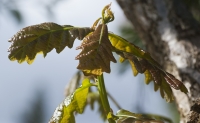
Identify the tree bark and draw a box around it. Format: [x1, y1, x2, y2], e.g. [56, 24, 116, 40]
[116, 0, 200, 122]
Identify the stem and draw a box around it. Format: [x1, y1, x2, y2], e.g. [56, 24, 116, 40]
[97, 74, 115, 123]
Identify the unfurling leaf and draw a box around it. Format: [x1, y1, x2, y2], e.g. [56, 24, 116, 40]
[108, 33, 188, 102]
[8, 22, 92, 64]
[49, 78, 92, 123]
[76, 24, 116, 76]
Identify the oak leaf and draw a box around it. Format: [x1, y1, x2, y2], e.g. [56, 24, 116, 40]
[76, 24, 116, 76]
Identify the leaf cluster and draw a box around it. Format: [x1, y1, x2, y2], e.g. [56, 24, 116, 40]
[8, 16, 188, 102]
[7, 3, 189, 123]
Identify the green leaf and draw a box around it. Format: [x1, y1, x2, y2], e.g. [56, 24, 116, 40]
[76, 24, 116, 76]
[8, 22, 92, 64]
[49, 78, 92, 123]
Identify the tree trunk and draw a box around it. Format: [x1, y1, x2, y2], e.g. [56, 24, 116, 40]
[116, 0, 200, 122]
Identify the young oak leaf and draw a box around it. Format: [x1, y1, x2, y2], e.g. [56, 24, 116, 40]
[108, 33, 188, 102]
[76, 24, 116, 76]
[8, 22, 92, 64]
[123, 53, 173, 101]
[49, 78, 92, 123]
[108, 33, 160, 67]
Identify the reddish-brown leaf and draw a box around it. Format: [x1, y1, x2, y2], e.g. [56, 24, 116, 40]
[76, 24, 116, 76]
[124, 53, 146, 73]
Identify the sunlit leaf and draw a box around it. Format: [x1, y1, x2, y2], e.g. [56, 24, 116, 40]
[128, 60, 138, 76]
[108, 33, 159, 66]
[108, 33, 188, 102]
[8, 22, 92, 64]
[76, 24, 116, 76]
[119, 56, 125, 63]
[49, 78, 92, 123]
[144, 70, 153, 84]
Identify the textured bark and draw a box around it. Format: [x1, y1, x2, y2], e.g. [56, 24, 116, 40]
[116, 0, 200, 122]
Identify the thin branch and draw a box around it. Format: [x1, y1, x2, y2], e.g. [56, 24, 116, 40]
[107, 92, 122, 110]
